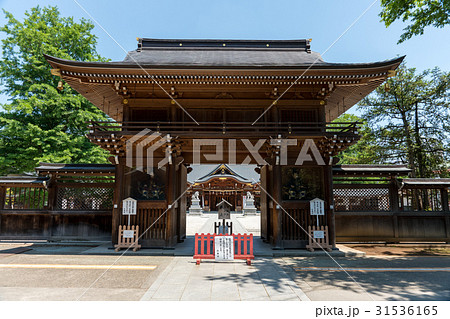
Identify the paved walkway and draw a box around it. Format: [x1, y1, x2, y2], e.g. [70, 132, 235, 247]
[140, 257, 310, 301]
[83, 213, 364, 257]
[137, 213, 358, 301]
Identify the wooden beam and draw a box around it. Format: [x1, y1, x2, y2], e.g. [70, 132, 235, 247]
[128, 98, 323, 108]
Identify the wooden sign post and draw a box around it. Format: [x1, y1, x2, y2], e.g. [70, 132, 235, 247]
[307, 198, 332, 252]
[115, 197, 141, 252]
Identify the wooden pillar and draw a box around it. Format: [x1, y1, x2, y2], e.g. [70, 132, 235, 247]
[390, 178, 400, 212]
[47, 174, 57, 211]
[390, 178, 400, 240]
[260, 165, 268, 241]
[112, 158, 125, 245]
[0, 186, 4, 231]
[441, 187, 450, 243]
[170, 105, 176, 122]
[272, 164, 283, 248]
[325, 165, 336, 248]
[177, 162, 187, 242]
[166, 160, 177, 247]
[47, 174, 57, 239]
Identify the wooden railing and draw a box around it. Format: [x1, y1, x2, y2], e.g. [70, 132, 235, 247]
[2, 186, 48, 210]
[88, 121, 361, 138]
[120, 201, 167, 241]
[281, 205, 328, 241]
[399, 188, 446, 212]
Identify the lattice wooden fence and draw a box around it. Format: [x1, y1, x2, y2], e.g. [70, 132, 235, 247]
[56, 186, 113, 211]
[334, 185, 391, 212]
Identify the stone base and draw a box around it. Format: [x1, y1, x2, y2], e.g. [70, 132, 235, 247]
[243, 207, 257, 215]
[188, 207, 203, 215]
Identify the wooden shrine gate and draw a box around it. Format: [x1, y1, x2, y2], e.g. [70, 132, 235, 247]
[43, 38, 404, 249]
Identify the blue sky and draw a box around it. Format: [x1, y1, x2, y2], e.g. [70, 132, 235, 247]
[1, 0, 449, 112]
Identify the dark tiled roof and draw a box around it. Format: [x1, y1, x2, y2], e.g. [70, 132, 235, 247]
[44, 37, 404, 71]
[333, 165, 411, 176]
[36, 162, 115, 174]
[0, 175, 49, 185]
[188, 164, 259, 183]
[122, 38, 323, 68]
[402, 178, 450, 186]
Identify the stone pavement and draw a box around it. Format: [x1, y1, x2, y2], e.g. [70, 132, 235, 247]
[137, 213, 357, 301]
[140, 256, 310, 301]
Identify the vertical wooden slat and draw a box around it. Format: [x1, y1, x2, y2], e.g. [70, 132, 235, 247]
[200, 234, 205, 255]
[32, 187, 35, 209]
[27, 187, 31, 209]
[238, 234, 242, 255]
[143, 209, 147, 237]
[194, 233, 199, 256]
[0, 186, 5, 210]
[243, 235, 248, 255]
[37, 188, 41, 209]
[442, 187, 449, 212]
[10, 187, 14, 209]
[18, 187, 23, 208]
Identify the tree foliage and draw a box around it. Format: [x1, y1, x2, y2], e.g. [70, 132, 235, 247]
[358, 62, 450, 177]
[333, 113, 382, 165]
[380, 0, 450, 43]
[0, 6, 110, 175]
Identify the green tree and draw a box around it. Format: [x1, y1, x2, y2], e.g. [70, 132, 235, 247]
[0, 6, 110, 175]
[380, 0, 450, 43]
[359, 62, 450, 177]
[332, 113, 381, 165]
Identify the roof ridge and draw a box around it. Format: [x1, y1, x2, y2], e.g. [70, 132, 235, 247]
[138, 38, 311, 52]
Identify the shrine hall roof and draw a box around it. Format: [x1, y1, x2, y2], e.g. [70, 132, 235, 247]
[188, 164, 259, 184]
[125, 38, 324, 68]
[45, 38, 404, 70]
[44, 38, 405, 122]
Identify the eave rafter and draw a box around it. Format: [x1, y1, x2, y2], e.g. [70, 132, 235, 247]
[61, 68, 387, 86]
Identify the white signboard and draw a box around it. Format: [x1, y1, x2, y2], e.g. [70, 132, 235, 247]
[313, 231, 324, 239]
[310, 198, 325, 216]
[122, 197, 137, 215]
[123, 230, 134, 238]
[214, 236, 234, 261]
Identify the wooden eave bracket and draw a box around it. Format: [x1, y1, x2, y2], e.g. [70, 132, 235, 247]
[50, 68, 61, 77]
